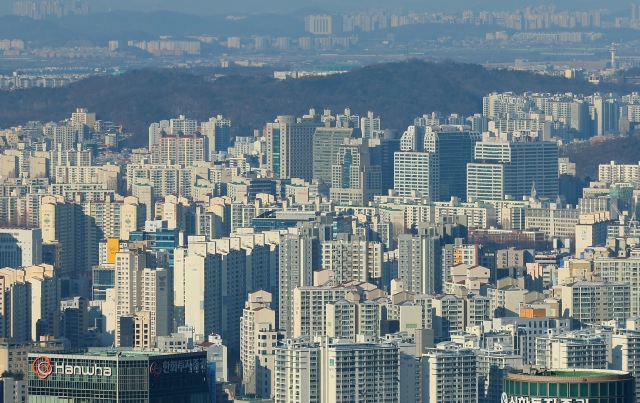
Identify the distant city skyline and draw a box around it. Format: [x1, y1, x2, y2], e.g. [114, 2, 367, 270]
[1, 0, 637, 17]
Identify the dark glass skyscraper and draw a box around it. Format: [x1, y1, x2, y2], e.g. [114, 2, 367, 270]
[424, 131, 481, 201]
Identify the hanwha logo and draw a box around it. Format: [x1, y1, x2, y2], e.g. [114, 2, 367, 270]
[32, 356, 52, 379]
[149, 361, 162, 377]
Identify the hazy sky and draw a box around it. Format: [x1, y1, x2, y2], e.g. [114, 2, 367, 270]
[88, 0, 635, 13]
[2, 0, 634, 16]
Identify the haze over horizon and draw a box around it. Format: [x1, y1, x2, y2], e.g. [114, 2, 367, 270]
[1, 0, 635, 16]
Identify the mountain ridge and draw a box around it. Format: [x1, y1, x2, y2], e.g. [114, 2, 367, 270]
[0, 59, 633, 162]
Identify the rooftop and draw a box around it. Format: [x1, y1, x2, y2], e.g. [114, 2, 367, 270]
[29, 348, 204, 358]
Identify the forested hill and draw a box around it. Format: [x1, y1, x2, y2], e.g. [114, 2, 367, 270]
[0, 59, 632, 148]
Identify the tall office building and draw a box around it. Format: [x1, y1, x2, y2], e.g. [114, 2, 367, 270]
[360, 111, 380, 138]
[369, 130, 400, 194]
[201, 115, 231, 154]
[467, 133, 559, 201]
[266, 112, 323, 181]
[589, 94, 621, 136]
[394, 151, 438, 199]
[423, 129, 481, 201]
[329, 140, 382, 205]
[312, 126, 354, 184]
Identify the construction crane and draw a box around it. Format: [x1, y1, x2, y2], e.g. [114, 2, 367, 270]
[630, 210, 638, 229]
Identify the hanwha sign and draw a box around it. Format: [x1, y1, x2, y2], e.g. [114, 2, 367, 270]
[149, 360, 162, 377]
[32, 356, 53, 379]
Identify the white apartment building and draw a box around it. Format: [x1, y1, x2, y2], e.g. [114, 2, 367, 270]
[611, 320, 640, 400]
[0, 377, 28, 403]
[535, 330, 608, 369]
[433, 198, 496, 228]
[525, 204, 580, 240]
[476, 349, 523, 403]
[240, 290, 278, 396]
[360, 111, 380, 138]
[169, 115, 197, 135]
[178, 237, 249, 350]
[114, 250, 145, 346]
[433, 295, 466, 341]
[152, 133, 206, 166]
[0, 228, 42, 268]
[325, 299, 356, 341]
[321, 341, 399, 403]
[487, 284, 529, 318]
[50, 148, 92, 168]
[274, 338, 321, 403]
[148, 120, 169, 150]
[560, 280, 631, 325]
[466, 294, 492, 326]
[53, 164, 121, 188]
[138, 267, 171, 343]
[320, 239, 383, 283]
[422, 343, 477, 403]
[596, 256, 640, 317]
[305, 14, 333, 35]
[292, 283, 366, 338]
[126, 163, 195, 199]
[279, 233, 318, 337]
[397, 228, 442, 294]
[599, 160, 640, 186]
[70, 108, 95, 127]
[44, 123, 83, 151]
[173, 247, 220, 342]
